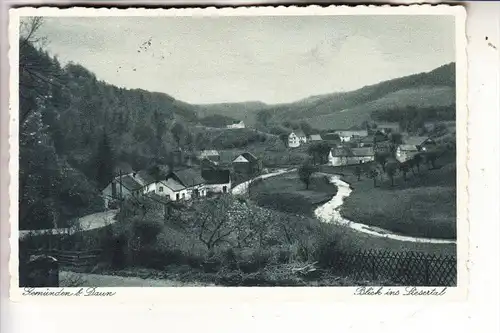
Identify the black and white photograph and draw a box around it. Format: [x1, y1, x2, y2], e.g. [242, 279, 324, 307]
[12, 6, 466, 290]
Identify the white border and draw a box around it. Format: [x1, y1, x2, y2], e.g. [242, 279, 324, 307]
[8, 5, 468, 303]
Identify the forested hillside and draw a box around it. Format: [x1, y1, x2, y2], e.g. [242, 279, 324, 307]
[19, 39, 197, 230]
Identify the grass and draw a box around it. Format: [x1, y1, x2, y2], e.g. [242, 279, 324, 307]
[331, 153, 457, 240]
[249, 172, 338, 215]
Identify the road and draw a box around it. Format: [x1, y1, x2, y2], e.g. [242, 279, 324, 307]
[19, 210, 118, 240]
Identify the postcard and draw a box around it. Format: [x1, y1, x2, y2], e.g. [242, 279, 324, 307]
[8, 4, 468, 302]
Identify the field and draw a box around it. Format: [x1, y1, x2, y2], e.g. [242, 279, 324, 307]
[249, 173, 338, 215]
[320, 152, 457, 240]
[248, 167, 456, 256]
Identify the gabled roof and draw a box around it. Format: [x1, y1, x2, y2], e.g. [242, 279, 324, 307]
[309, 134, 322, 141]
[330, 147, 353, 157]
[335, 130, 368, 137]
[233, 152, 258, 164]
[351, 147, 375, 157]
[403, 136, 431, 146]
[136, 170, 157, 185]
[398, 144, 419, 151]
[377, 123, 400, 130]
[170, 168, 205, 187]
[294, 130, 306, 137]
[161, 178, 186, 192]
[202, 169, 231, 185]
[118, 174, 143, 191]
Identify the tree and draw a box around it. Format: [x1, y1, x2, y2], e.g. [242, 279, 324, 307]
[424, 151, 438, 169]
[413, 154, 422, 173]
[399, 162, 410, 181]
[385, 161, 398, 186]
[298, 163, 317, 190]
[354, 166, 362, 181]
[256, 110, 271, 127]
[171, 122, 185, 146]
[368, 168, 379, 187]
[95, 131, 115, 190]
[374, 152, 389, 172]
[299, 121, 313, 136]
[279, 133, 289, 146]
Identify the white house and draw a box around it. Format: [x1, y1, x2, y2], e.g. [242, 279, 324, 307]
[335, 130, 368, 142]
[395, 136, 436, 163]
[202, 169, 231, 194]
[156, 168, 207, 201]
[288, 130, 307, 147]
[226, 120, 245, 129]
[328, 147, 375, 166]
[102, 171, 158, 208]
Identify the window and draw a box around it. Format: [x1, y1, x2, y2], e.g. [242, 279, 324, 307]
[159, 186, 163, 193]
[223, 186, 227, 193]
[176, 193, 179, 200]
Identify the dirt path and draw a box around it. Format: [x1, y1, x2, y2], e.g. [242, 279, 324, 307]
[19, 210, 118, 240]
[314, 174, 457, 244]
[59, 271, 214, 287]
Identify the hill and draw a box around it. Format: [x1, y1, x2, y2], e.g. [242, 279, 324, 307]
[190, 63, 456, 130]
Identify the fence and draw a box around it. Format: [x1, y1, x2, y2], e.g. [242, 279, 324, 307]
[327, 250, 456, 286]
[27, 249, 103, 272]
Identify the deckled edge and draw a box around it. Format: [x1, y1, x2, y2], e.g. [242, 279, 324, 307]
[7, 3, 468, 303]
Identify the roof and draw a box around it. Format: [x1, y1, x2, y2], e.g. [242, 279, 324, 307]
[351, 147, 375, 157]
[330, 147, 352, 157]
[199, 150, 219, 157]
[377, 123, 400, 130]
[170, 168, 205, 187]
[161, 178, 186, 192]
[294, 130, 306, 137]
[322, 133, 341, 141]
[335, 130, 368, 137]
[118, 174, 143, 191]
[202, 169, 231, 185]
[136, 170, 157, 185]
[398, 144, 419, 151]
[233, 152, 258, 164]
[309, 134, 322, 141]
[403, 136, 430, 146]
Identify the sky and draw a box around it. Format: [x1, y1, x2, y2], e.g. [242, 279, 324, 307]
[36, 15, 455, 104]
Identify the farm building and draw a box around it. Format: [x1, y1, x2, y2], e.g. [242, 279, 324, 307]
[376, 123, 401, 134]
[226, 120, 245, 129]
[156, 168, 207, 201]
[288, 130, 307, 147]
[102, 173, 149, 208]
[328, 147, 375, 166]
[396, 137, 436, 163]
[198, 150, 220, 163]
[202, 169, 231, 194]
[232, 152, 262, 176]
[309, 134, 323, 141]
[335, 130, 368, 142]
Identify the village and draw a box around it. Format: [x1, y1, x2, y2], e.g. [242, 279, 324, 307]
[101, 119, 449, 210]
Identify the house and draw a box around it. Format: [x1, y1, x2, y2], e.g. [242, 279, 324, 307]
[202, 169, 231, 194]
[232, 152, 262, 176]
[395, 136, 436, 162]
[377, 123, 400, 134]
[309, 134, 323, 141]
[288, 130, 307, 147]
[156, 168, 207, 201]
[328, 147, 375, 166]
[335, 130, 368, 142]
[198, 150, 220, 163]
[136, 170, 158, 194]
[288, 132, 300, 148]
[102, 173, 145, 208]
[226, 120, 245, 129]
